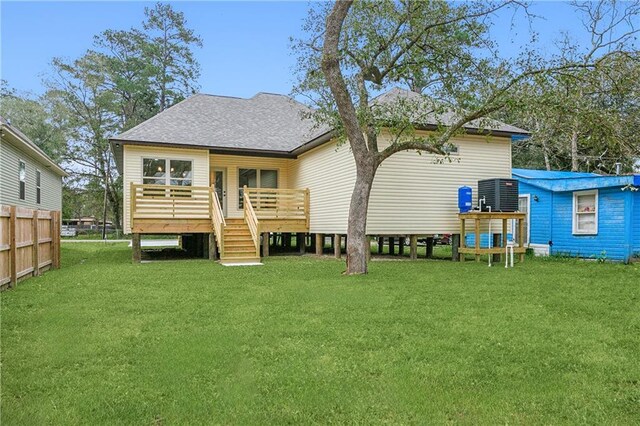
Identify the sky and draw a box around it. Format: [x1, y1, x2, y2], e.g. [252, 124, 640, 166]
[1, 1, 590, 99]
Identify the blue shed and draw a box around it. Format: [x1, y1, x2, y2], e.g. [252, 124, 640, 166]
[512, 168, 640, 262]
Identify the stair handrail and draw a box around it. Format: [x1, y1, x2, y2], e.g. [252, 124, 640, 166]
[243, 185, 261, 257]
[210, 186, 226, 258]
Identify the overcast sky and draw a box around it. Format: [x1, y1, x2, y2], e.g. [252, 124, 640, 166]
[1, 1, 590, 99]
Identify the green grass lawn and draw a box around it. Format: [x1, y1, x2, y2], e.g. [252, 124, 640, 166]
[2, 243, 639, 424]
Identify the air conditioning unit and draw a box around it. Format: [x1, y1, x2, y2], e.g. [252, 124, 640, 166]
[478, 178, 519, 212]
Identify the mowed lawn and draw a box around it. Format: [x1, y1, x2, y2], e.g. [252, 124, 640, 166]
[1, 244, 639, 424]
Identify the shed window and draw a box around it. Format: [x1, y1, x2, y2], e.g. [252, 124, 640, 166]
[36, 170, 41, 204]
[573, 190, 598, 235]
[18, 160, 26, 200]
[238, 168, 278, 208]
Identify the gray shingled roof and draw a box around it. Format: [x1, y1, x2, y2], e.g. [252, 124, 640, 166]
[372, 87, 528, 134]
[113, 93, 331, 152]
[112, 88, 528, 156]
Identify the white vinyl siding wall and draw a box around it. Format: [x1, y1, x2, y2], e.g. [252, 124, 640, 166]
[290, 132, 512, 235]
[0, 137, 62, 211]
[209, 154, 292, 219]
[122, 144, 210, 234]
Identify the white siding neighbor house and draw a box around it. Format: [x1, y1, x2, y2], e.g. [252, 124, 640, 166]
[110, 88, 527, 264]
[0, 117, 66, 211]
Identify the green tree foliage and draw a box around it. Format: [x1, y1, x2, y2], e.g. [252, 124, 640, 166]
[46, 2, 202, 229]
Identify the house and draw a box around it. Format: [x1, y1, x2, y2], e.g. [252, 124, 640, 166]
[110, 88, 528, 264]
[0, 116, 66, 211]
[513, 168, 640, 262]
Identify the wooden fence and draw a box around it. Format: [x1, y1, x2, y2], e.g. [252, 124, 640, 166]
[0, 205, 61, 290]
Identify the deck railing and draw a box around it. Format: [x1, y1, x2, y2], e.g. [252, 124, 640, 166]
[244, 187, 310, 228]
[243, 187, 261, 257]
[130, 184, 212, 225]
[210, 188, 226, 258]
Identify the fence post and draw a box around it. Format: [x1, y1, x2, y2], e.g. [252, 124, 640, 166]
[32, 209, 39, 276]
[52, 211, 61, 269]
[9, 206, 17, 287]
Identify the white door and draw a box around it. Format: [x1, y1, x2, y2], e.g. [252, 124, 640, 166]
[518, 195, 530, 246]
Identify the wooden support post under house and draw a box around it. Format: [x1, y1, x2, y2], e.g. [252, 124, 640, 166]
[426, 237, 434, 259]
[377, 237, 384, 254]
[389, 237, 395, 255]
[297, 233, 305, 254]
[334, 234, 341, 259]
[262, 232, 269, 257]
[409, 235, 418, 260]
[209, 233, 218, 260]
[315, 233, 324, 256]
[132, 233, 141, 263]
[398, 237, 405, 256]
[452, 234, 460, 262]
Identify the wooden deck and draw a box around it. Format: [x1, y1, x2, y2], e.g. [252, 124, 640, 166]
[130, 183, 310, 264]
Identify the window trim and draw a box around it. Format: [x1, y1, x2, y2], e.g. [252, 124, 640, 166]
[237, 167, 279, 209]
[18, 160, 26, 201]
[36, 169, 41, 204]
[572, 189, 598, 235]
[141, 157, 194, 187]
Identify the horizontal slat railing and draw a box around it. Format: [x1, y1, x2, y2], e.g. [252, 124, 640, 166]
[245, 188, 309, 222]
[131, 184, 212, 220]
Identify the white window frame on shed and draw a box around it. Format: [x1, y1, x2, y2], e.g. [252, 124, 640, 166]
[572, 189, 598, 235]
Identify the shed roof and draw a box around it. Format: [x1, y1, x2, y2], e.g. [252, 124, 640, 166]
[513, 168, 640, 192]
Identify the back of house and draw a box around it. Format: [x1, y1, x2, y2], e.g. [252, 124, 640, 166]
[514, 168, 640, 262]
[111, 88, 528, 263]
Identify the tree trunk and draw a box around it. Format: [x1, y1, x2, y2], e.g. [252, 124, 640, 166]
[346, 161, 377, 274]
[571, 128, 579, 171]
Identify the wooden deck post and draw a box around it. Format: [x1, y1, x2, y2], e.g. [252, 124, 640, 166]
[32, 209, 39, 276]
[459, 217, 466, 262]
[334, 234, 341, 259]
[502, 219, 508, 263]
[209, 233, 218, 260]
[9, 206, 17, 287]
[474, 218, 481, 262]
[398, 237, 405, 256]
[426, 237, 434, 259]
[315, 233, 324, 256]
[377, 237, 384, 254]
[518, 217, 525, 262]
[389, 237, 395, 255]
[409, 235, 418, 260]
[132, 233, 141, 263]
[262, 232, 270, 257]
[297, 233, 306, 254]
[452, 234, 460, 262]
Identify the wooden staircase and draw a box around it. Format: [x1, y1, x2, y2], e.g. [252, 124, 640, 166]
[220, 218, 261, 265]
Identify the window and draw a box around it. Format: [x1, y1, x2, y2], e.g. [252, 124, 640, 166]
[143, 158, 192, 186]
[36, 170, 41, 204]
[442, 143, 459, 155]
[238, 168, 278, 208]
[573, 190, 598, 235]
[18, 160, 26, 200]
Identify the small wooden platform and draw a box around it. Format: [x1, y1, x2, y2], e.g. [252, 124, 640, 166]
[458, 211, 527, 263]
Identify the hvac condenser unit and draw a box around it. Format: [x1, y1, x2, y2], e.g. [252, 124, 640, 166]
[477, 178, 519, 212]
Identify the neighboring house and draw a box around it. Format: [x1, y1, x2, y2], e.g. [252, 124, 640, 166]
[110, 88, 528, 264]
[0, 116, 66, 211]
[513, 168, 640, 262]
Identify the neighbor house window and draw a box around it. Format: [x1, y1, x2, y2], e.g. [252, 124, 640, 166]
[36, 170, 41, 204]
[573, 190, 598, 235]
[18, 160, 26, 200]
[238, 168, 278, 208]
[442, 143, 459, 155]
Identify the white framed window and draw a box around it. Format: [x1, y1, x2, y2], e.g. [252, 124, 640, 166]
[36, 169, 41, 204]
[238, 168, 278, 208]
[18, 160, 26, 200]
[573, 190, 598, 235]
[142, 158, 192, 186]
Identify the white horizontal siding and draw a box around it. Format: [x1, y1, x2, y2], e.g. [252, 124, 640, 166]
[0, 136, 62, 211]
[210, 154, 292, 218]
[290, 133, 512, 235]
[122, 144, 210, 234]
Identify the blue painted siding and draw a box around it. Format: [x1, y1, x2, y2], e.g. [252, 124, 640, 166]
[518, 182, 552, 245]
[550, 188, 632, 261]
[633, 191, 640, 254]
